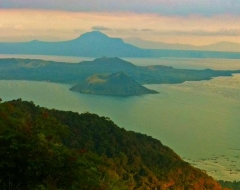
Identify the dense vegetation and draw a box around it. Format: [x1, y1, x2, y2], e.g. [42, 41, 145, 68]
[0, 57, 239, 86]
[0, 99, 228, 189]
[219, 180, 240, 190]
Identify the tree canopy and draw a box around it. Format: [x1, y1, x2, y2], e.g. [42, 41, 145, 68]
[0, 99, 228, 190]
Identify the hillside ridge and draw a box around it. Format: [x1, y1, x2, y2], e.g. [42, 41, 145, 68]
[0, 99, 228, 189]
[70, 72, 158, 96]
[0, 57, 239, 86]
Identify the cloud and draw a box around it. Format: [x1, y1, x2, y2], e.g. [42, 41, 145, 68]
[92, 26, 112, 31]
[1, 0, 240, 16]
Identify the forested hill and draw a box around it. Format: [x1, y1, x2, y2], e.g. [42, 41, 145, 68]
[0, 99, 228, 190]
[0, 57, 239, 85]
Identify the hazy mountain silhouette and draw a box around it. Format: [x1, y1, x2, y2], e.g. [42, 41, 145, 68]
[0, 31, 145, 57]
[1, 31, 240, 58]
[125, 38, 240, 52]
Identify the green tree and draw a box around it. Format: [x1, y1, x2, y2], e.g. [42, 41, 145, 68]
[0, 100, 89, 189]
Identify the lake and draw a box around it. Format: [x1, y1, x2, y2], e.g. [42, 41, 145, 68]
[0, 54, 240, 180]
[2, 54, 240, 70]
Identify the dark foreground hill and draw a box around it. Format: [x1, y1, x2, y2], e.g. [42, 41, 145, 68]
[70, 72, 158, 96]
[0, 99, 228, 190]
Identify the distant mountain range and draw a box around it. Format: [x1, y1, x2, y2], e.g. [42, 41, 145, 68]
[0, 31, 143, 57]
[1, 31, 240, 59]
[70, 72, 158, 96]
[124, 38, 240, 53]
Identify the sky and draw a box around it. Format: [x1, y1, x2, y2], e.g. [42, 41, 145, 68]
[0, 0, 240, 46]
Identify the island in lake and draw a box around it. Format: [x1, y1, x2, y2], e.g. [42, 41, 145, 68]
[70, 72, 158, 96]
[0, 56, 240, 96]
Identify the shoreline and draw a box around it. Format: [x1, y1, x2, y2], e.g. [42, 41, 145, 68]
[184, 150, 240, 181]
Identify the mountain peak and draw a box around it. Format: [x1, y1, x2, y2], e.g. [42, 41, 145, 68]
[77, 31, 109, 40]
[90, 57, 136, 69]
[94, 57, 125, 62]
[70, 72, 158, 96]
[110, 71, 128, 79]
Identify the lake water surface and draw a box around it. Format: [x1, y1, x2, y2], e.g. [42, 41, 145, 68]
[2, 54, 240, 70]
[0, 55, 240, 180]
